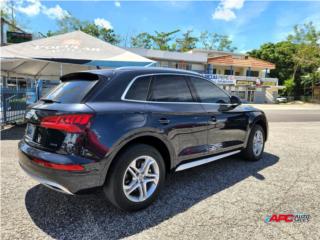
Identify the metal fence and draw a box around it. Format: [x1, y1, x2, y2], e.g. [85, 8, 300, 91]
[0, 88, 36, 126]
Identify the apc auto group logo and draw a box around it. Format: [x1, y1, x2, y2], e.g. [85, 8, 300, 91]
[264, 213, 311, 223]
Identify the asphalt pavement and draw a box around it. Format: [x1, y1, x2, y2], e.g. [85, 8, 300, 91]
[1, 105, 320, 240]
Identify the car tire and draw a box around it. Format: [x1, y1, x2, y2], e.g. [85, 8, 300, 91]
[242, 125, 265, 161]
[103, 144, 165, 211]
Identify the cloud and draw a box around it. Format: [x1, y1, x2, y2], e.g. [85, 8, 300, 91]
[221, 0, 244, 10]
[94, 18, 113, 30]
[212, 0, 245, 21]
[114, 1, 121, 8]
[16, 0, 41, 16]
[12, 0, 69, 20]
[212, 7, 236, 21]
[42, 5, 70, 20]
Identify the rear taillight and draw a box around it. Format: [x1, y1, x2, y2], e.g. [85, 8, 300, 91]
[40, 114, 92, 133]
[32, 158, 84, 171]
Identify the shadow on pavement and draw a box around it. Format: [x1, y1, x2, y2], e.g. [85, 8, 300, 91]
[1, 125, 25, 140]
[25, 152, 279, 239]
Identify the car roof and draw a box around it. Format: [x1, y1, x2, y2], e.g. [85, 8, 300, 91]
[61, 67, 202, 81]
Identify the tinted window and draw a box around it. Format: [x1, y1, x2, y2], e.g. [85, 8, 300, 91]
[43, 80, 97, 103]
[191, 77, 230, 104]
[125, 76, 150, 101]
[150, 75, 193, 102]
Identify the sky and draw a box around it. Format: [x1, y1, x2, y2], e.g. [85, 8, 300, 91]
[3, 0, 320, 52]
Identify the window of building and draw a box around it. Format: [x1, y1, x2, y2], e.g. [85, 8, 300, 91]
[246, 70, 259, 77]
[191, 77, 230, 104]
[224, 69, 234, 75]
[149, 75, 193, 102]
[125, 76, 151, 101]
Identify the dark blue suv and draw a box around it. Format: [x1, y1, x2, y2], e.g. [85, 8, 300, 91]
[19, 67, 268, 211]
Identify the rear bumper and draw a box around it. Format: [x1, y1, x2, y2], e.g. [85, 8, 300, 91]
[18, 140, 105, 194]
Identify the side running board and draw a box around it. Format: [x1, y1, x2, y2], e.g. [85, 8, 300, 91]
[175, 150, 241, 172]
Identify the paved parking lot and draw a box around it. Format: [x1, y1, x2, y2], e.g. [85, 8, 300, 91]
[1, 107, 320, 239]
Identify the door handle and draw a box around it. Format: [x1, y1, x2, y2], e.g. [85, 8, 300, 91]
[159, 118, 170, 125]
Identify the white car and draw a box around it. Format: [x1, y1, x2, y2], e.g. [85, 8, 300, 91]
[276, 97, 287, 103]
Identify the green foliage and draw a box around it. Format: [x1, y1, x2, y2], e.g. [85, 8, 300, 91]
[199, 31, 237, 52]
[248, 41, 296, 84]
[284, 78, 295, 96]
[99, 28, 120, 45]
[47, 15, 120, 45]
[131, 32, 153, 49]
[176, 30, 198, 52]
[149, 29, 180, 51]
[249, 22, 320, 97]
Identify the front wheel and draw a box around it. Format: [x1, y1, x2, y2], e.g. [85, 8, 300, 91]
[103, 144, 165, 211]
[242, 125, 265, 161]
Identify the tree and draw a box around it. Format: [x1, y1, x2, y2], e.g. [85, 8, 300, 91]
[248, 41, 297, 85]
[301, 72, 320, 98]
[287, 22, 320, 83]
[149, 30, 180, 50]
[1, 0, 21, 31]
[47, 15, 120, 45]
[249, 22, 320, 97]
[176, 30, 198, 52]
[99, 28, 120, 45]
[131, 32, 152, 49]
[284, 78, 295, 96]
[199, 31, 237, 52]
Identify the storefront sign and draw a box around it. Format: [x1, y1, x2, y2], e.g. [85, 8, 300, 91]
[261, 81, 276, 86]
[236, 80, 255, 86]
[203, 74, 235, 85]
[236, 79, 277, 86]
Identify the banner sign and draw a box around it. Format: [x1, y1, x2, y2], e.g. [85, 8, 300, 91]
[7, 31, 32, 44]
[203, 74, 235, 85]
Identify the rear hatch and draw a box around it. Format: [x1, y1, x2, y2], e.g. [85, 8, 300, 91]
[24, 73, 107, 160]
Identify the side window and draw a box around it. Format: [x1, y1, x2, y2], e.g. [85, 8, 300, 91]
[149, 75, 193, 102]
[125, 76, 151, 101]
[191, 77, 230, 104]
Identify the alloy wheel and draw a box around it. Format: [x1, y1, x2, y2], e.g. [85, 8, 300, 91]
[253, 129, 264, 157]
[122, 156, 160, 202]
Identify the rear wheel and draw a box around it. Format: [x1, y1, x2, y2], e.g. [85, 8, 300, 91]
[103, 144, 165, 211]
[242, 125, 265, 161]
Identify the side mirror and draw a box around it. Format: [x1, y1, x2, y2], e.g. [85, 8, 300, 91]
[230, 95, 241, 106]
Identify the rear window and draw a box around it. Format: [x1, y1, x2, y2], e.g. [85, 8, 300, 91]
[43, 80, 97, 103]
[125, 76, 151, 101]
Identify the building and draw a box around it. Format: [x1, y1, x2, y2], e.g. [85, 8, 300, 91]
[1, 17, 32, 46]
[128, 48, 279, 103]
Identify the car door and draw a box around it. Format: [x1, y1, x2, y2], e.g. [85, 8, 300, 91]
[145, 74, 209, 164]
[189, 76, 248, 156]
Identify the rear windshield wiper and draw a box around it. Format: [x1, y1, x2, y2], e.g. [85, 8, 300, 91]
[40, 98, 61, 103]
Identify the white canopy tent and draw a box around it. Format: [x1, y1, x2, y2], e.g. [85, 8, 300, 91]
[0, 31, 155, 80]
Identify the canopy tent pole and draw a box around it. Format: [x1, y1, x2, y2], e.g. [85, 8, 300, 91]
[60, 63, 63, 76]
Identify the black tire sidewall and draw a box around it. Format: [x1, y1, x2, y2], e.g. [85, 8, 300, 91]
[104, 144, 165, 211]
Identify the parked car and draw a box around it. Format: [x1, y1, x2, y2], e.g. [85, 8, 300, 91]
[276, 97, 288, 103]
[18, 67, 268, 211]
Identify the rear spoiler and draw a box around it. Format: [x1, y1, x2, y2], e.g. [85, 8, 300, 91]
[60, 72, 100, 82]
